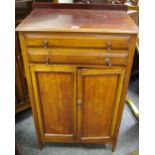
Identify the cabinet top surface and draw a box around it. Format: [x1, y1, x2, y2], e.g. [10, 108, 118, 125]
[16, 7, 138, 34]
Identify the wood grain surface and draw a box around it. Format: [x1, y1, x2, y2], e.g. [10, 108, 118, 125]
[77, 68, 124, 143]
[30, 65, 77, 141]
[16, 5, 138, 34]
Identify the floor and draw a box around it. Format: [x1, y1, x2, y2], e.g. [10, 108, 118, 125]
[15, 79, 139, 155]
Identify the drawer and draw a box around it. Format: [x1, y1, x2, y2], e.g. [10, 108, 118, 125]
[27, 48, 128, 66]
[25, 33, 130, 50]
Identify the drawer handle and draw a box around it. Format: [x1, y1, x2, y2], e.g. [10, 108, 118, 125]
[45, 57, 49, 64]
[105, 57, 112, 66]
[107, 41, 112, 51]
[43, 39, 48, 48]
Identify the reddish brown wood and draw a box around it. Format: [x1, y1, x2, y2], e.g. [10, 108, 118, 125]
[24, 33, 130, 49]
[78, 68, 125, 142]
[32, 2, 127, 10]
[74, 0, 125, 4]
[30, 65, 77, 141]
[27, 48, 128, 66]
[16, 4, 137, 34]
[15, 26, 30, 113]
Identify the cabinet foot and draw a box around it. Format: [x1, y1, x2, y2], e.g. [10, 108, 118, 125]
[38, 141, 43, 149]
[112, 141, 116, 152]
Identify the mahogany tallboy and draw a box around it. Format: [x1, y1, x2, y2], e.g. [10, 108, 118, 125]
[16, 3, 138, 151]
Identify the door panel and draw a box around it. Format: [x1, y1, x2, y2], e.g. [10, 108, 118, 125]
[30, 65, 77, 141]
[78, 68, 125, 142]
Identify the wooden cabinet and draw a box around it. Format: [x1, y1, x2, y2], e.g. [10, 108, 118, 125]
[16, 3, 138, 151]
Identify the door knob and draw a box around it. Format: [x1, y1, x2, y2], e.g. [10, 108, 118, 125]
[77, 100, 82, 106]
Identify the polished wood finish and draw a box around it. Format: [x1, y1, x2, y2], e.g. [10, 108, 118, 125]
[33, 2, 127, 10]
[27, 48, 128, 66]
[30, 65, 77, 141]
[16, 3, 138, 151]
[74, 0, 125, 4]
[25, 33, 130, 49]
[16, 4, 137, 34]
[78, 68, 125, 142]
[15, 22, 30, 113]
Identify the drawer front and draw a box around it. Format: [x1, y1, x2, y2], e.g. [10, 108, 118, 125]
[25, 33, 130, 50]
[27, 48, 128, 66]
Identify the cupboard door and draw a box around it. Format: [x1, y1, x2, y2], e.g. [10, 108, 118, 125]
[30, 65, 77, 142]
[77, 68, 125, 142]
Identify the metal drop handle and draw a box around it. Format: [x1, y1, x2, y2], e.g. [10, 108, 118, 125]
[43, 39, 48, 48]
[105, 57, 112, 66]
[45, 57, 49, 65]
[107, 41, 112, 51]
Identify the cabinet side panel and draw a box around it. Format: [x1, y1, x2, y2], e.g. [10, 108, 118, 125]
[112, 34, 137, 151]
[18, 32, 43, 148]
